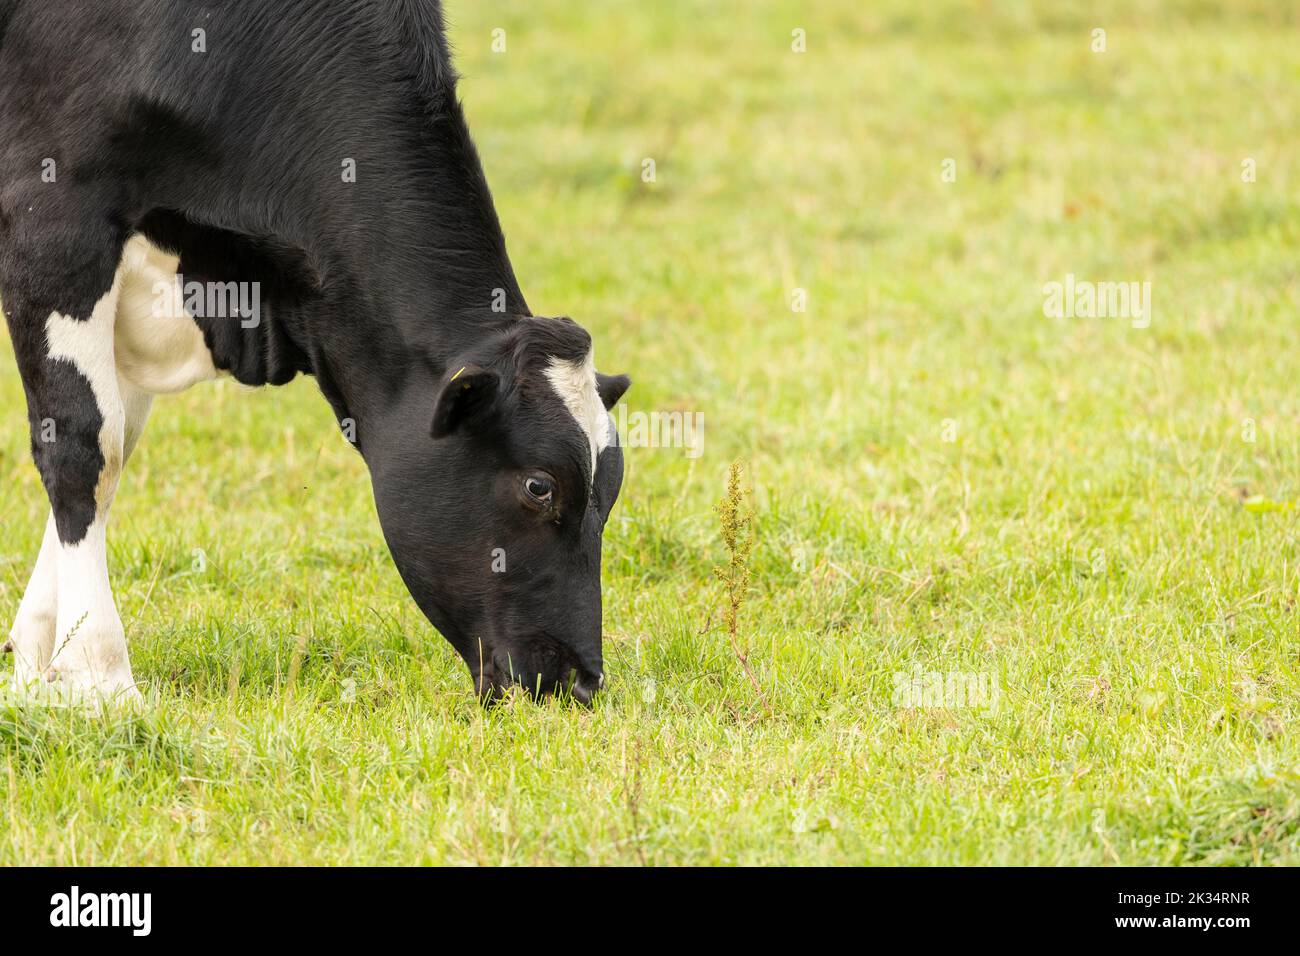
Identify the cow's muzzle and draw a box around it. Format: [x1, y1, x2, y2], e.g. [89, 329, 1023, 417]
[474, 645, 603, 707]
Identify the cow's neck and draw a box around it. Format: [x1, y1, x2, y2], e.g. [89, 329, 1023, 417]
[297, 101, 529, 444]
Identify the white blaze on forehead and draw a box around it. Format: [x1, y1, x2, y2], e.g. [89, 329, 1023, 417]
[543, 349, 610, 480]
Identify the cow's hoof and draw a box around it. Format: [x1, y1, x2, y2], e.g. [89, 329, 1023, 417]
[43, 666, 143, 711]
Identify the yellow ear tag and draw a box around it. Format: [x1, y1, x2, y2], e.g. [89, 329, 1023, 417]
[450, 366, 467, 381]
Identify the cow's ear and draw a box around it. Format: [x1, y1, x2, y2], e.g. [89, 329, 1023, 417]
[431, 364, 500, 438]
[595, 372, 631, 410]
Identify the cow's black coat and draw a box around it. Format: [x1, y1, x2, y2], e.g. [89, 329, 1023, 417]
[0, 0, 630, 702]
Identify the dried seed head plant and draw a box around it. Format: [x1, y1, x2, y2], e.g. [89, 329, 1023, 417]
[713, 460, 768, 713]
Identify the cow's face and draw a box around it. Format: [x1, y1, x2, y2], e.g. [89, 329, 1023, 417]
[371, 317, 629, 705]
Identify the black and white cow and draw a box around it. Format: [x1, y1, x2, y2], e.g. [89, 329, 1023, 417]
[0, 0, 630, 705]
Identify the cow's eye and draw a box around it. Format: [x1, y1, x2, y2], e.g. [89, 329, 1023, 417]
[523, 475, 555, 505]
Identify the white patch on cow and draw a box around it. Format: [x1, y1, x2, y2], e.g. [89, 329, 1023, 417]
[114, 235, 220, 394]
[544, 350, 609, 480]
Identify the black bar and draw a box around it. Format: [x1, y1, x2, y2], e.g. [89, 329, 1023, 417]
[0, 867, 1287, 942]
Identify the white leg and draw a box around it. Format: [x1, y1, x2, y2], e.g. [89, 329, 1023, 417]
[47, 516, 137, 702]
[8, 388, 151, 698]
[39, 280, 142, 706]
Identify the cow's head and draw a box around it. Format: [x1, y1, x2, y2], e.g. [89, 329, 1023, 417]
[370, 316, 629, 705]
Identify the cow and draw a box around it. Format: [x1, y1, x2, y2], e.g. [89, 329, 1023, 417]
[0, 0, 631, 706]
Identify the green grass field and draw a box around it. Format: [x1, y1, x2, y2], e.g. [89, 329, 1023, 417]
[3, 0, 1300, 865]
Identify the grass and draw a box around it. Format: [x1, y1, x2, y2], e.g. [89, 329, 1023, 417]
[2, 0, 1300, 864]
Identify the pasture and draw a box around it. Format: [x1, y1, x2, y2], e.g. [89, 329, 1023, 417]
[2, 0, 1299, 864]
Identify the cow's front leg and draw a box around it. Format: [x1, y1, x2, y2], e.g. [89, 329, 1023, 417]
[44, 300, 146, 706]
[7, 386, 152, 698]
[5, 256, 142, 706]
